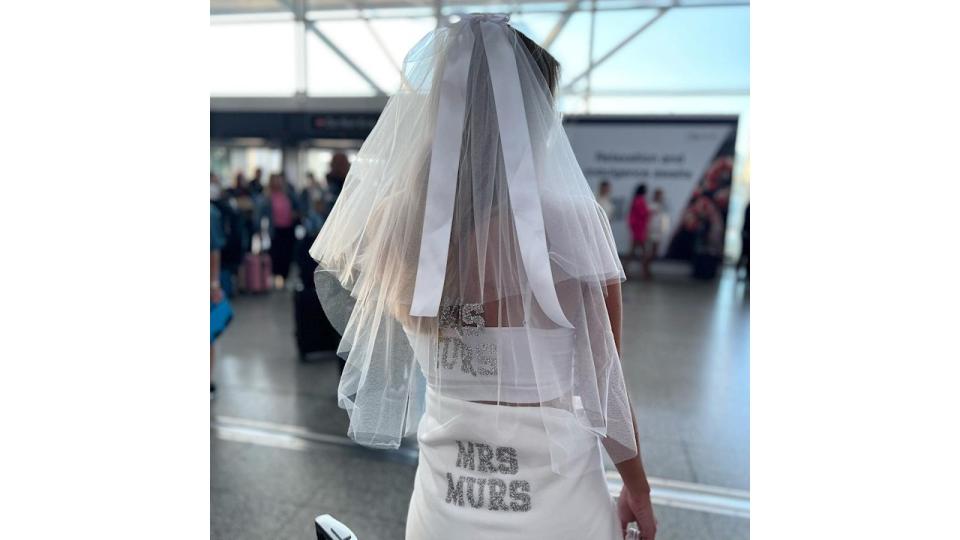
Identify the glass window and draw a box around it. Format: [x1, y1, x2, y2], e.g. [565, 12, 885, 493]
[306, 24, 378, 96]
[365, 17, 437, 71]
[307, 19, 401, 94]
[589, 7, 749, 94]
[210, 21, 298, 96]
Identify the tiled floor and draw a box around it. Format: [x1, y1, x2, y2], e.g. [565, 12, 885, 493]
[211, 264, 749, 539]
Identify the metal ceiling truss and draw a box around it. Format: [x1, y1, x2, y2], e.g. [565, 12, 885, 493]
[214, 0, 748, 102]
[356, 6, 404, 76]
[541, 0, 580, 49]
[212, 1, 749, 21]
[278, 0, 388, 95]
[562, 6, 669, 91]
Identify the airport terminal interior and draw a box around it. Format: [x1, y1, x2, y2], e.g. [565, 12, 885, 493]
[211, 1, 749, 538]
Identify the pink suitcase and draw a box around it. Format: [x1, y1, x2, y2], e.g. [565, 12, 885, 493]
[243, 252, 272, 293]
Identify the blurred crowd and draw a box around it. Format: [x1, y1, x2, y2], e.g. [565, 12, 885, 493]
[209, 152, 351, 297]
[209, 151, 351, 396]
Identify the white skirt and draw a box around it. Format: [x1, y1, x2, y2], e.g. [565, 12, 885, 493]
[406, 388, 621, 540]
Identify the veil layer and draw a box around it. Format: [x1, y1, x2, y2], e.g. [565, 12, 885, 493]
[310, 13, 637, 473]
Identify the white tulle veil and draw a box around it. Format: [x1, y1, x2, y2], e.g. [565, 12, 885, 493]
[310, 13, 637, 473]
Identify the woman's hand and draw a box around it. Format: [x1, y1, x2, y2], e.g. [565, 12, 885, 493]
[617, 485, 657, 539]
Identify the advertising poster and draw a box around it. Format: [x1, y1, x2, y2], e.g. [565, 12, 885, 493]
[564, 116, 738, 278]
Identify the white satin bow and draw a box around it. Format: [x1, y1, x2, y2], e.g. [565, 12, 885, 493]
[409, 15, 573, 329]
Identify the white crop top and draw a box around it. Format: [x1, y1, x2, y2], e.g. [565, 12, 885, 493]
[423, 326, 576, 404]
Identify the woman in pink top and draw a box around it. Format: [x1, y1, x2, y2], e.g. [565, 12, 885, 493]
[266, 173, 299, 288]
[628, 184, 650, 276]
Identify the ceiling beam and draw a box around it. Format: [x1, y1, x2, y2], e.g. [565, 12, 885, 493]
[562, 7, 669, 91]
[434, 0, 443, 28]
[351, 2, 404, 76]
[542, 0, 580, 50]
[278, 0, 387, 96]
[304, 21, 388, 95]
[212, 1, 750, 20]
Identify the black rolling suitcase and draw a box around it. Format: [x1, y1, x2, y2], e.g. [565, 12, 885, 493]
[293, 284, 341, 361]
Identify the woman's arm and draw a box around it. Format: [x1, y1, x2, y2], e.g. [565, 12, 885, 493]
[604, 280, 657, 539]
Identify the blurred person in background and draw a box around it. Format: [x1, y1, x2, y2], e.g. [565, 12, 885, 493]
[642, 188, 670, 280]
[300, 179, 328, 241]
[263, 173, 299, 289]
[248, 167, 264, 195]
[296, 174, 329, 287]
[737, 203, 750, 281]
[296, 197, 327, 282]
[209, 173, 245, 297]
[210, 171, 221, 198]
[300, 170, 324, 215]
[246, 168, 267, 259]
[596, 179, 615, 222]
[228, 171, 256, 259]
[324, 152, 350, 212]
[628, 184, 650, 278]
[688, 195, 724, 280]
[227, 171, 247, 198]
